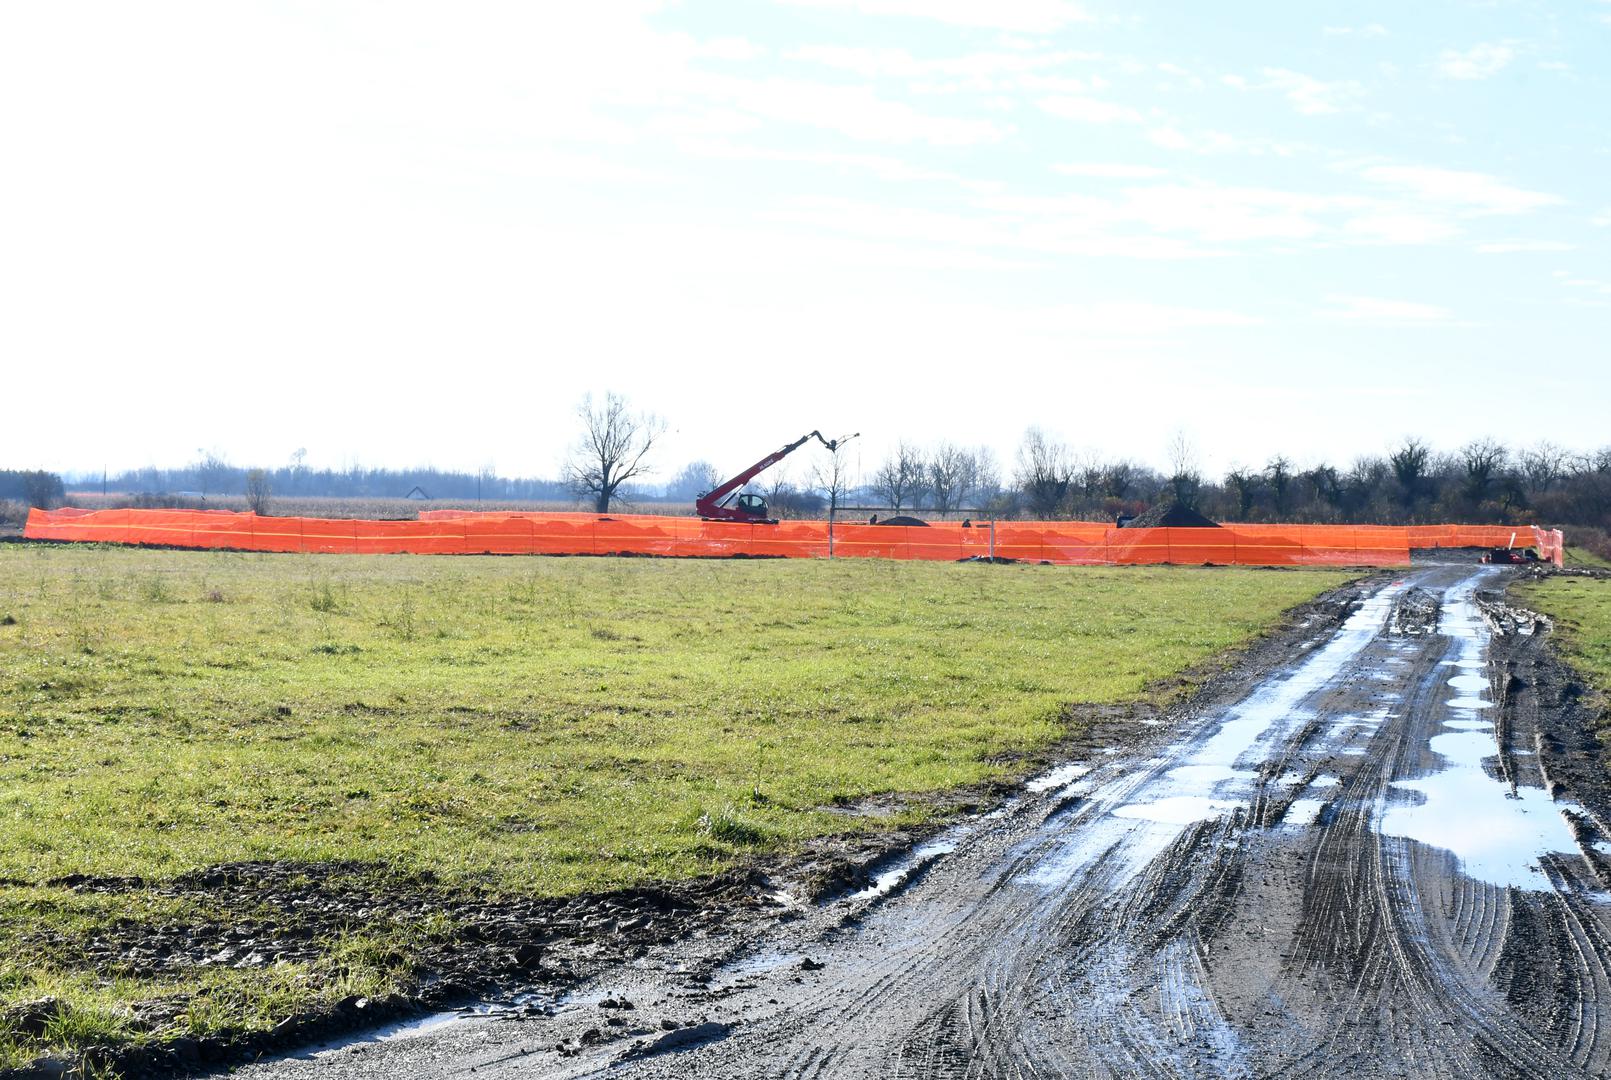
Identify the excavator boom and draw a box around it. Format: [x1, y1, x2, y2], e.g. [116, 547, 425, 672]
[696, 430, 856, 523]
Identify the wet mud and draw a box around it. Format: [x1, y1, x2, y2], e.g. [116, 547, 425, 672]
[224, 563, 1611, 1080]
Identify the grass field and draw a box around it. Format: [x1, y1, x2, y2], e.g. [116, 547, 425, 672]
[0, 544, 1350, 1070]
[1516, 575, 1611, 728]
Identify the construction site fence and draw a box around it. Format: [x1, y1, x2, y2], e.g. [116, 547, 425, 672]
[18, 508, 1566, 568]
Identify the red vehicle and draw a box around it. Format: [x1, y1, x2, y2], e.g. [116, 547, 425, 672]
[1480, 547, 1540, 565]
[696, 430, 855, 524]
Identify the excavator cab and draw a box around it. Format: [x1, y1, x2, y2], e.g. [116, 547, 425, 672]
[734, 493, 768, 518]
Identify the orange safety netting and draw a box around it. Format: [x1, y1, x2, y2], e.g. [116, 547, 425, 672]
[22, 507, 1439, 566]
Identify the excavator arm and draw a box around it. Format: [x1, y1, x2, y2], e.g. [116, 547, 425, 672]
[696, 430, 853, 523]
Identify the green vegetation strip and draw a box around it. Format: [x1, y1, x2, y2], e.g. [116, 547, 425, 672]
[0, 545, 1349, 1069]
[1517, 575, 1611, 727]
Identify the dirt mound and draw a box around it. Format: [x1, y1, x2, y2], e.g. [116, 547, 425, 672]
[873, 516, 929, 527]
[1120, 502, 1220, 529]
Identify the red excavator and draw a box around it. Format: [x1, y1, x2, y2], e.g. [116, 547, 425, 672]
[696, 430, 856, 524]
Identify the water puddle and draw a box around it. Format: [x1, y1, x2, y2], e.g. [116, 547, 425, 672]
[848, 840, 958, 901]
[1020, 582, 1408, 889]
[1027, 763, 1090, 793]
[1377, 579, 1583, 891]
[1380, 730, 1578, 889]
[1112, 796, 1240, 825]
[1284, 798, 1327, 827]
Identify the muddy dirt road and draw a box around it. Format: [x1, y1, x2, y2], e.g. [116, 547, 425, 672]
[238, 565, 1611, 1079]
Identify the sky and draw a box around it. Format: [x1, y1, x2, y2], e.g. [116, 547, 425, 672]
[2, 0, 1608, 486]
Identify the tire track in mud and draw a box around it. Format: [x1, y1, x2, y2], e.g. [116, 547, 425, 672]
[233, 566, 1611, 1080]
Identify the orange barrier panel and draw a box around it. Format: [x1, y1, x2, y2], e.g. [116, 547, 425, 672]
[18, 508, 1448, 567]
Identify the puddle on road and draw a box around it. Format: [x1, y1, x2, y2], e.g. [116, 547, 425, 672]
[1026, 763, 1090, 793]
[1112, 796, 1240, 825]
[848, 840, 958, 902]
[1020, 582, 1409, 889]
[1285, 798, 1327, 827]
[1381, 730, 1578, 890]
[1378, 582, 1584, 892]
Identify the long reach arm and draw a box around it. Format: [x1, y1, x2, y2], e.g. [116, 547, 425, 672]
[696, 431, 848, 519]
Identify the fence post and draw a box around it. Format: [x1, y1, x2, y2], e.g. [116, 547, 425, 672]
[989, 519, 995, 562]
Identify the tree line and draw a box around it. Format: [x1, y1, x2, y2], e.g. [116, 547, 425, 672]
[11, 393, 1608, 537]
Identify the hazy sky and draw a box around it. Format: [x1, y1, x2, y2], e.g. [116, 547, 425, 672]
[3, 1, 1607, 485]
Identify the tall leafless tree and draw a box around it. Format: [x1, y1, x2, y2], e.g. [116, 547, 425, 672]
[245, 469, 272, 515]
[1166, 429, 1201, 507]
[872, 442, 925, 512]
[927, 442, 971, 516]
[1459, 437, 1508, 506]
[563, 392, 665, 514]
[1389, 437, 1432, 512]
[810, 440, 854, 520]
[1017, 427, 1071, 518]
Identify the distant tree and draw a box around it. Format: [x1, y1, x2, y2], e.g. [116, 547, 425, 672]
[563, 392, 666, 514]
[1166, 430, 1201, 507]
[1101, 460, 1136, 501]
[1265, 455, 1293, 515]
[927, 442, 970, 516]
[1306, 463, 1344, 513]
[1016, 427, 1071, 518]
[1389, 437, 1432, 513]
[871, 442, 925, 512]
[810, 440, 855, 520]
[8, 471, 66, 509]
[1459, 438, 1508, 506]
[245, 469, 272, 515]
[1223, 466, 1259, 520]
[666, 460, 723, 502]
[1520, 441, 1569, 497]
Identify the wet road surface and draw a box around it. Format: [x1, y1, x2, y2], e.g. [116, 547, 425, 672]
[236, 565, 1611, 1079]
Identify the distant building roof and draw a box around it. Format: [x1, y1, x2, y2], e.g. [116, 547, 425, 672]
[404, 486, 431, 500]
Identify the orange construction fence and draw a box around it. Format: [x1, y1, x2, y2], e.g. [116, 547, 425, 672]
[21, 508, 1566, 568]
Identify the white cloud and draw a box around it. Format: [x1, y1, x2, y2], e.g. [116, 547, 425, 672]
[1593, 209, 1611, 227]
[777, 0, 1091, 33]
[1474, 240, 1575, 253]
[1036, 95, 1143, 124]
[1147, 126, 1300, 156]
[1437, 43, 1514, 80]
[1343, 214, 1462, 245]
[1359, 165, 1562, 215]
[788, 45, 1079, 79]
[1321, 294, 1454, 323]
[1053, 162, 1170, 178]
[1258, 68, 1366, 114]
[724, 77, 1010, 145]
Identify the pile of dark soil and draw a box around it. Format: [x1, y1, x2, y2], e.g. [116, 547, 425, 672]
[1120, 502, 1220, 529]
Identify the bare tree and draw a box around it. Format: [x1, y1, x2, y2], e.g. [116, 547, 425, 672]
[927, 442, 970, 516]
[563, 392, 666, 514]
[1016, 427, 1071, 518]
[1166, 429, 1201, 507]
[1101, 460, 1136, 500]
[245, 469, 272, 515]
[1388, 437, 1431, 512]
[1265, 455, 1293, 515]
[872, 442, 925, 512]
[1223, 465, 1259, 520]
[1459, 437, 1508, 506]
[810, 440, 854, 520]
[666, 460, 723, 502]
[1520, 441, 1569, 496]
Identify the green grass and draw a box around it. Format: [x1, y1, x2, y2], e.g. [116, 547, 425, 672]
[0, 544, 1350, 1069]
[1516, 575, 1611, 726]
